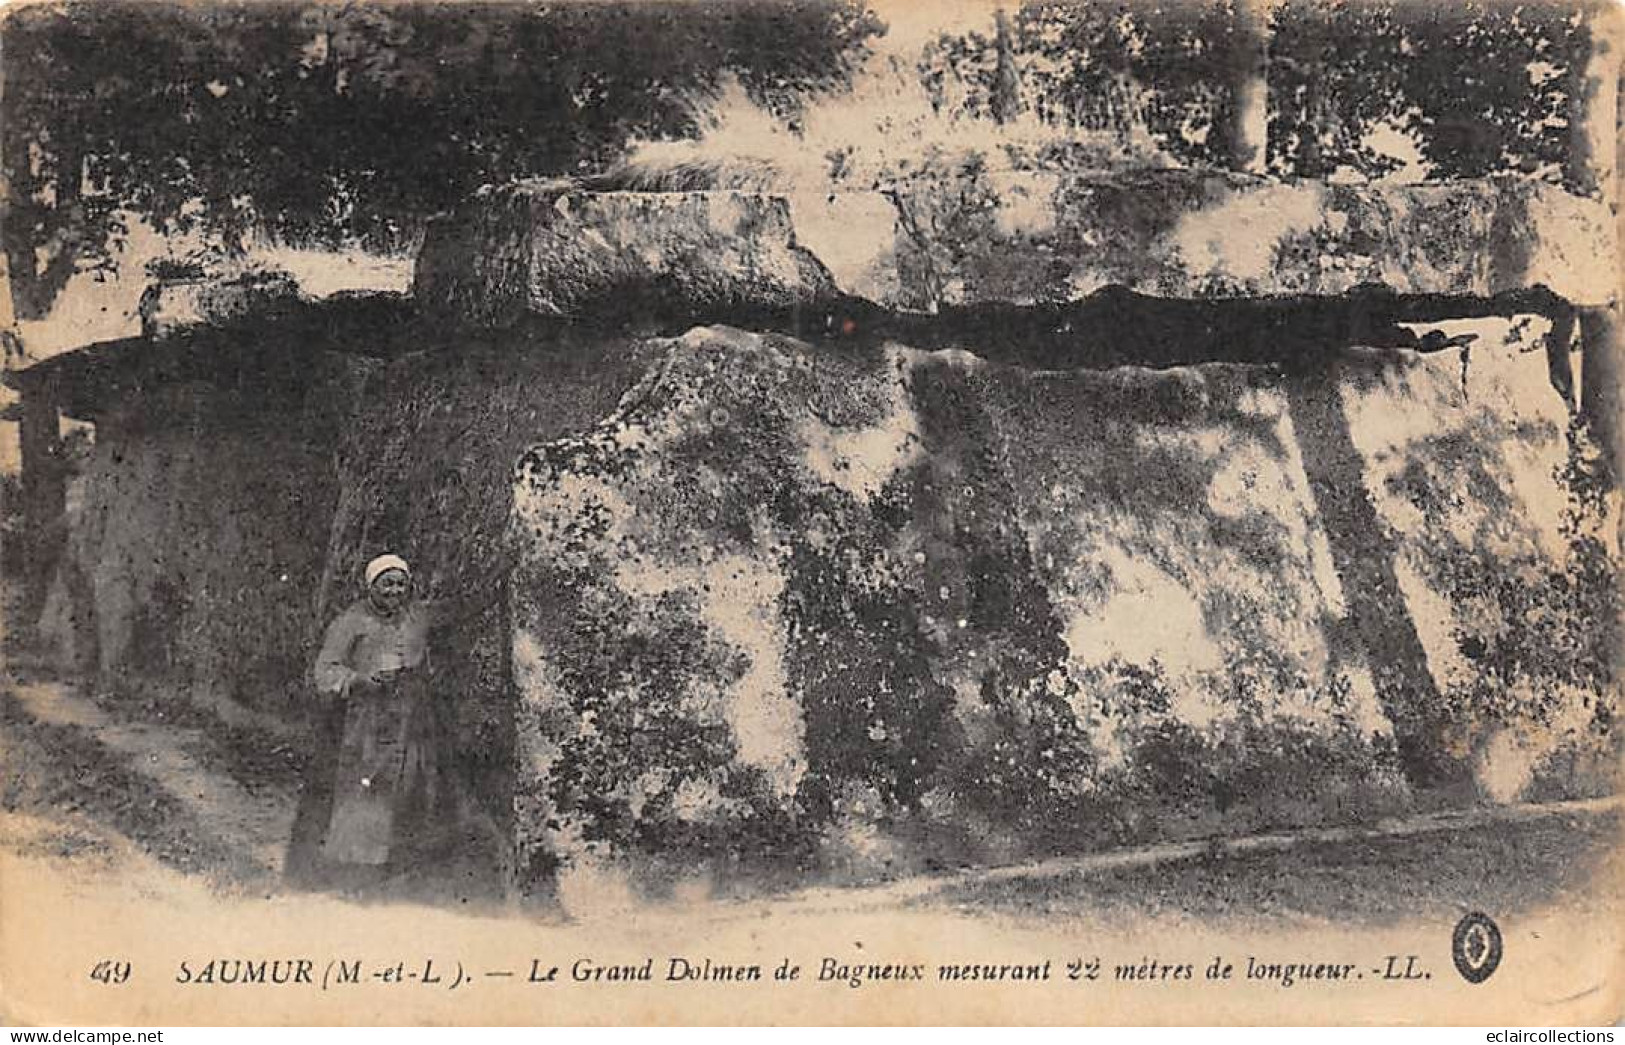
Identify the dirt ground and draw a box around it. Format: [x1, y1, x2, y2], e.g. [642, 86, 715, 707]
[917, 810, 1624, 927]
[0, 666, 507, 909]
[0, 657, 1620, 922]
[1, 658, 1622, 1026]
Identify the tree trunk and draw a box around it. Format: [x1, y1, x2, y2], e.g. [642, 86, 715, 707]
[1225, 0, 1271, 175]
[17, 374, 67, 632]
[990, 8, 1024, 126]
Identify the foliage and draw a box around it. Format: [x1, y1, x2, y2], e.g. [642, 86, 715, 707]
[1, 0, 883, 318]
[920, 0, 1252, 168]
[919, 0, 1594, 183]
[1268, 0, 1590, 183]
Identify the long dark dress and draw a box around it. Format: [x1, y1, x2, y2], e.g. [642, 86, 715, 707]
[285, 599, 448, 884]
[320, 667, 442, 865]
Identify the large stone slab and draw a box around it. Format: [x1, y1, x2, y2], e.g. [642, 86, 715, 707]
[414, 185, 841, 327]
[35, 351, 370, 710]
[857, 172, 1617, 310]
[1335, 319, 1621, 801]
[416, 172, 1618, 326]
[502, 320, 1616, 907]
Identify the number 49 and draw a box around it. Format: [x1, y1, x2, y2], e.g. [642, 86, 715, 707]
[89, 960, 131, 985]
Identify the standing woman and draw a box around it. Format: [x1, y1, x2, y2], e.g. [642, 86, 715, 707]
[287, 553, 445, 886]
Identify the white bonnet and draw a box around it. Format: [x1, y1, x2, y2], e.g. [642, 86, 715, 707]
[364, 553, 411, 587]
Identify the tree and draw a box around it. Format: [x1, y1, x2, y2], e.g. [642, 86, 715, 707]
[1267, 0, 1590, 182]
[918, 0, 1596, 180]
[989, 8, 1025, 125]
[0, 0, 883, 321]
[920, 1, 1253, 168]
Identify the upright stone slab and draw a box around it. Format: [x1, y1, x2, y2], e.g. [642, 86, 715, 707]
[504, 326, 1429, 905]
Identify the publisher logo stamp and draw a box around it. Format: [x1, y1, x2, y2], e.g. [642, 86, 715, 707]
[1452, 912, 1503, 984]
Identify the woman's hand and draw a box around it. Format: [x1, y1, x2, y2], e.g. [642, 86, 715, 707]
[364, 666, 407, 688]
[344, 671, 386, 698]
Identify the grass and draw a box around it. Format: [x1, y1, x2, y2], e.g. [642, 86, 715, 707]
[918, 810, 1621, 927]
[0, 687, 266, 883]
[73, 676, 313, 797]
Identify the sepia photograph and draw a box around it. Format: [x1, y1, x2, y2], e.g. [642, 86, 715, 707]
[0, 0, 1620, 1027]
